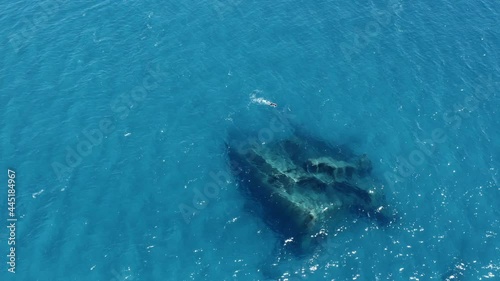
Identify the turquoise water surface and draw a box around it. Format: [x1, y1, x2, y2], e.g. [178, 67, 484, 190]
[1, 0, 499, 280]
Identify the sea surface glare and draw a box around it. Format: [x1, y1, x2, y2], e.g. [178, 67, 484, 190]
[0, 0, 499, 280]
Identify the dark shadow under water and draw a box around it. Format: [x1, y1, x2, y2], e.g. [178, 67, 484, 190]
[225, 124, 396, 260]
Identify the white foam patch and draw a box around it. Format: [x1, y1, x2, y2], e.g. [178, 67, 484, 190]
[32, 189, 44, 199]
[250, 91, 277, 107]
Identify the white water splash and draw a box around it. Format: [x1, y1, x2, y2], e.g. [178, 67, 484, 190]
[250, 91, 277, 107]
[32, 189, 44, 198]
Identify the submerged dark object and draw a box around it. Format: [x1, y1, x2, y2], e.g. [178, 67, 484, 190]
[227, 129, 392, 249]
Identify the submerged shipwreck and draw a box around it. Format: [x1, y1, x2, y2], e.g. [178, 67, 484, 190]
[227, 128, 393, 251]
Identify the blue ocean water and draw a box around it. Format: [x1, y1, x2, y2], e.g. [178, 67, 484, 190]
[0, 0, 499, 280]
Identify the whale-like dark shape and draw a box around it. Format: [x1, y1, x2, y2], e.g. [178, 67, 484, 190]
[226, 128, 393, 252]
